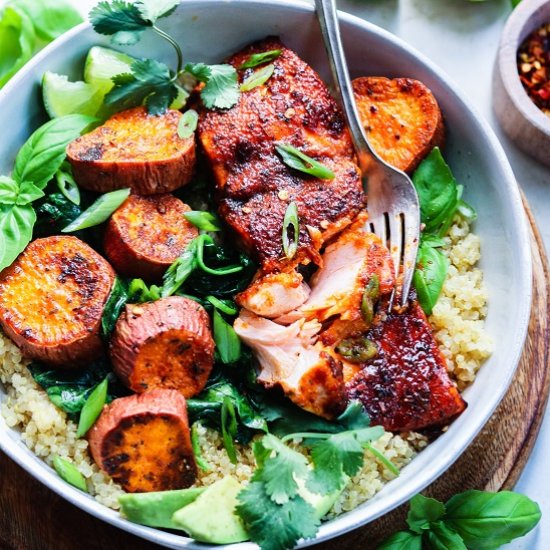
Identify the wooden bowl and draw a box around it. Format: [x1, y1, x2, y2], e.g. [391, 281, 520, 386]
[494, 0, 550, 166]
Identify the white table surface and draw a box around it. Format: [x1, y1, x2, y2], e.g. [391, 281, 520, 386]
[30, 0, 550, 547]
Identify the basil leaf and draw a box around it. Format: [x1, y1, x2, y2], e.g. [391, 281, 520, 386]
[406, 494, 446, 533]
[239, 49, 282, 70]
[56, 170, 80, 205]
[240, 63, 275, 92]
[76, 378, 108, 438]
[13, 114, 97, 189]
[213, 308, 241, 364]
[444, 490, 542, 549]
[427, 521, 467, 550]
[101, 277, 129, 338]
[413, 241, 448, 316]
[0, 7, 35, 88]
[0, 203, 35, 271]
[177, 109, 198, 139]
[282, 201, 299, 259]
[275, 142, 335, 180]
[0, 176, 20, 204]
[377, 530, 422, 550]
[52, 455, 87, 492]
[16, 181, 45, 205]
[184, 210, 221, 232]
[62, 188, 130, 232]
[11, 0, 83, 42]
[412, 147, 460, 234]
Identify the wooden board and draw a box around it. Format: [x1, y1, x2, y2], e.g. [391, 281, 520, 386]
[0, 200, 548, 550]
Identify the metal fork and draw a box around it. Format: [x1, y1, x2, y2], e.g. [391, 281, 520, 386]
[315, 0, 420, 309]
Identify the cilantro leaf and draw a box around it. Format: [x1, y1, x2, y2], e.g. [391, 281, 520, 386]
[256, 434, 310, 504]
[89, 1, 149, 37]
[105, 59, 177, 115]
[185, 62, 239, 110]
[236, 481, 320, 550]
[136, 0, 180, 21]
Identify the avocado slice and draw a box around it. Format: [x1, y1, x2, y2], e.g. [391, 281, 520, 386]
[119, 487, 204, 529]
[171, 476, 249, 544]
[296, 475, 347, 519]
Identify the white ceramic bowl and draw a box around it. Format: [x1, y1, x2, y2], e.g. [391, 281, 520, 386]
[0, 1, 532, 548]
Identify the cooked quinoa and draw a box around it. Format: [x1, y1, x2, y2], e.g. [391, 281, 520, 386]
[0, 216, 491, 518]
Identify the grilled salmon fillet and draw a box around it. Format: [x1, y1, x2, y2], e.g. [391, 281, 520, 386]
[345, 297, 466, 432]
[198, 37, 364, 272]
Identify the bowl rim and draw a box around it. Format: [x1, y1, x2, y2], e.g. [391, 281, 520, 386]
[0, 1, 533, 548]
[497, 0, 550, 135]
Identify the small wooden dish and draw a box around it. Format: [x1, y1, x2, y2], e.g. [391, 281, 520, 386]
[493, 0, 550, 167]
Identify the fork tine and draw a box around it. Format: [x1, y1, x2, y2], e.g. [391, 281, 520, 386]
[368, 214, 386, 244]
[388, 213, 403, 282]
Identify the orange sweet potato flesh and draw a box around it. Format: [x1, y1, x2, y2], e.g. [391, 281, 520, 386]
[104, 194, 198, 282]
[0, 236, 114, 367]
[67, 107, 196, 195]
[353, 77, 444, 173]
[110, 297, 215, 397]
[88, 389, 197, 492]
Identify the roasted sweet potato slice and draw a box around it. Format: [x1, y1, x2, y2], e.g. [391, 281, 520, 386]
[353, 77, 444, 173]
[110, 297, 215, 397]
[345, 297, 466, 432]
[88, 389, 197, 492]
[104, 194, 198, 281]
[0, 236, 115, 366]
[67, 107, 196, 195]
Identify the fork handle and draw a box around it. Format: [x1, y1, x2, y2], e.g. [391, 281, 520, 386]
[314, 0, 375, 166]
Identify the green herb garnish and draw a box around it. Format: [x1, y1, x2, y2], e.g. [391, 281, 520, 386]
[379, 491, 542, 550]
[275, 143, 335, 180]
[206, 295, 238, 316]
[238, 49, 282, 69]
[52, 455, 88, 492]
[76, 377, 108, 438]
[240, 64, 275, 92]
[221, 396, 238, 464]
[213, 308, 241, 364]
[62, 188, 130, 232]
[177, 109, 198, 139]
[56, 169, 80, 205]
[196, 234, 243, 276]
[185, 62, 240, 110]
[184, 210, 221, 232]
[101, 277, 129, 337]
[282, 201, 299, 260]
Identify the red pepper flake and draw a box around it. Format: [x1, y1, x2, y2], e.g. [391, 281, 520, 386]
[517, 22, 550, 116]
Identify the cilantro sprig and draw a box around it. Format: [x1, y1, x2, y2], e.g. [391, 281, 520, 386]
[89, 0, 240, 114]
[236, 402, 394, 550]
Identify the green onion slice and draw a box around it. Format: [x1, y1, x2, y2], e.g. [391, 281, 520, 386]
[207, 295, 238, 316]
[76, 377, 108, 438]
[457, 199, 477, 222]
[275, 142, 335, 180]
[184, 210, 221, 232]
[196, 234, 243, 276]
[238, 49, 282, 69]
[52, 455, 88, 492]
[191, 423, 211, 471]
[240, 64, 275, 92]
[56, 170, 80, 205]
[213, 308, 241, 364]
[282, 201, 299, 260]
[178, 109, 198, 139]
[62, 188, 130, 232]
[364, 443, 400, 476]
[221, 397, 238, 464]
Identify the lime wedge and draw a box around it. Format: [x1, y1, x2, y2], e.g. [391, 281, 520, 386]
[42, 72, 103, 118]
[84, 46, 134, 95]
[84, 46, 188, 110]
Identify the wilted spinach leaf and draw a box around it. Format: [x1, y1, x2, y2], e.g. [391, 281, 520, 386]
[34, 192, 82, 237]
[28, 359, 127, 416]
